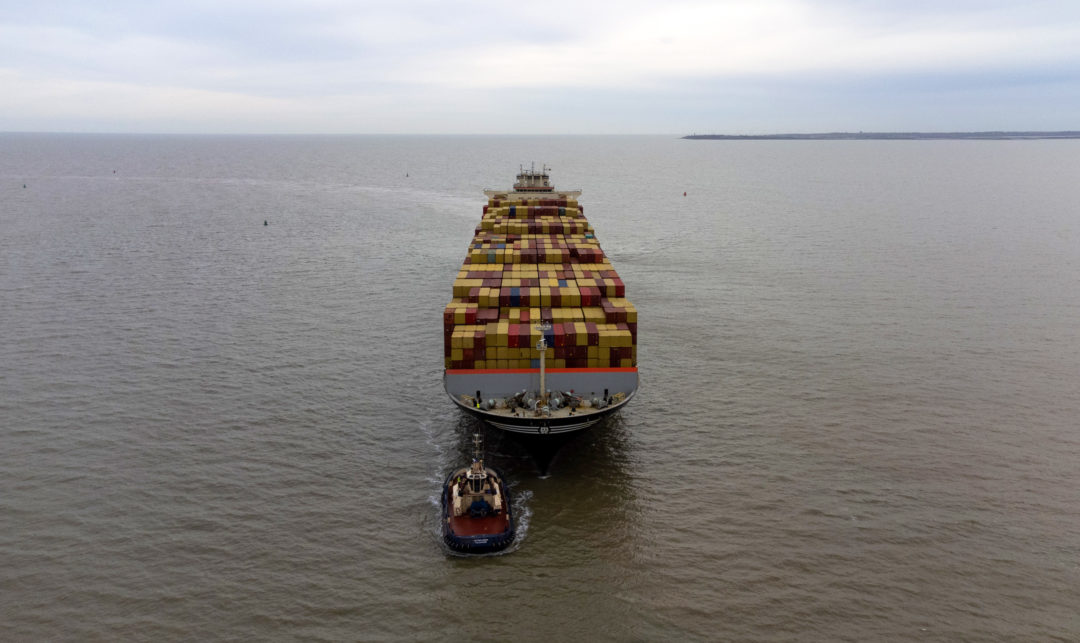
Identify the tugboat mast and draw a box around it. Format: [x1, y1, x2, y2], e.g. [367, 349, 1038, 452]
[472, 431, 484, 462]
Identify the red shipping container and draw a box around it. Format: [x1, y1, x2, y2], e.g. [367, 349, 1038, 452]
[586, 323, 599, 346]
[554, 323, 565, 347]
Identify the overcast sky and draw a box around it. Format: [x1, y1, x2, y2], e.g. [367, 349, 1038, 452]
[2, 0, 1079, 134]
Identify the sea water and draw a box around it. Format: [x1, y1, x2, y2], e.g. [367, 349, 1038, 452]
[2, 133, 1079, 640]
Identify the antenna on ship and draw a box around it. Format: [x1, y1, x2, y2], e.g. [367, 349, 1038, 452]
[535, 320, 552, 410]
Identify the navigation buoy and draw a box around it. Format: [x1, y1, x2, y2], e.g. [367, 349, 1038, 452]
[683, 191, 686, 196]
[264, 220, 268, 226]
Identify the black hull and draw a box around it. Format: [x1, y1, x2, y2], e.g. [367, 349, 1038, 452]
[443, 529, 515, 554]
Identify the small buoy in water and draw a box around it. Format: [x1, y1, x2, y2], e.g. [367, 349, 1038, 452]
[683, 191, 687, 196]
[264, 220, 268, 226]
[406, 173, 409, 177]
[23, 184, 26, 188]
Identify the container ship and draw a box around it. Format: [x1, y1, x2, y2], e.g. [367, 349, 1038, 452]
[443, 165, 639, 437]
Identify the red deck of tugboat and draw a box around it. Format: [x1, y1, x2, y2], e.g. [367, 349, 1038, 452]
[448, 514, 510, 537]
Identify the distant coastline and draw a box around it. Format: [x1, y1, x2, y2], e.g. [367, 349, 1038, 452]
[683, 131, 1080, 140]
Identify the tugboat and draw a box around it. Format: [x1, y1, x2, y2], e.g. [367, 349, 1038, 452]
[441, 433, 516, 554]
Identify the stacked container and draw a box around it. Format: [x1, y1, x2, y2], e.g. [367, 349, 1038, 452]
[444, 193, 637, 371]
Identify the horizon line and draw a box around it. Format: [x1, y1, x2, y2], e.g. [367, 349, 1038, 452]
[3, 129, 1079, 138]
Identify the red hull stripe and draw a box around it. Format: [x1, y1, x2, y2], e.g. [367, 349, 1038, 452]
[446, 367, 638, 375]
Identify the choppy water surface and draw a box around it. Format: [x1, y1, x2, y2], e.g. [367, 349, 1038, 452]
[2, 134, 1079, 641]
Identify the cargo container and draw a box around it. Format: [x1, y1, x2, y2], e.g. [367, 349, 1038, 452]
[444, 165, 639, 436]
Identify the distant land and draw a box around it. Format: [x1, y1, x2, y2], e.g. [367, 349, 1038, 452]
[683, 131, 1080, 140]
